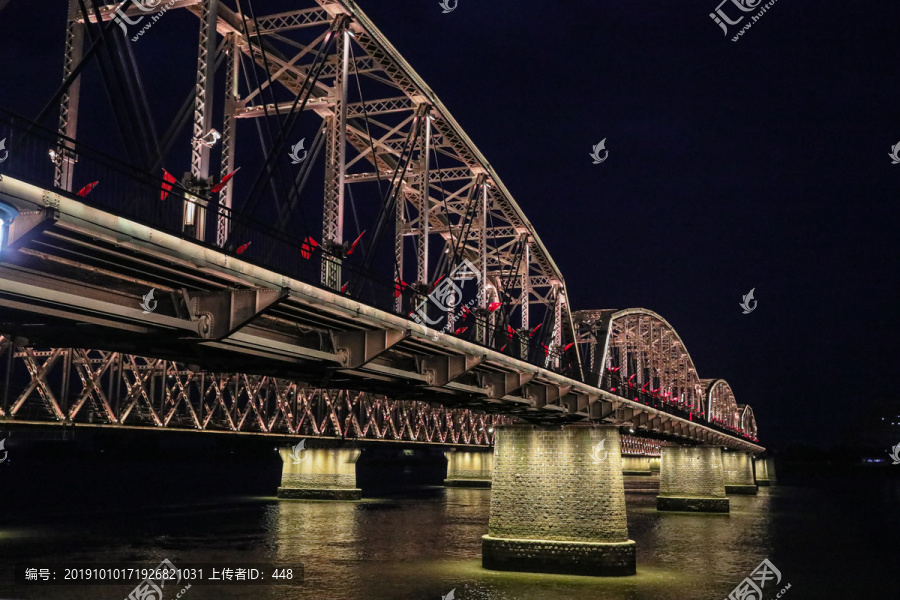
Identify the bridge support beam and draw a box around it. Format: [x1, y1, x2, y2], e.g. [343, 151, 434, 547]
[482, 424, 636, 576]
[277, 446, 362, 500]
[657, 446, 729, 513]
[755, 456, 776, 486]
[622, 455, 651, 476]
[444, 449, 493, 488]
[723, 451, 758, 495]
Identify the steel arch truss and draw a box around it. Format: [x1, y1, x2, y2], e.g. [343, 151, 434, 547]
[576, 308, 705, 415]
[703, 378, 741, 432]
[65, 0, 581, 369]
[0, 338, 509, 446]
[740, 405, 757, 441]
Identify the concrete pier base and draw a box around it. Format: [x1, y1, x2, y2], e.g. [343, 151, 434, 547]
[444, 450, 493, 488]
[482, 424, 636, 576]
[621, 455, 652, 475]
[277, 446, 362, 500]
[649, 457, 661, 474]
[723, 451, 758, 495]
[657, 446, 729, 513]
[755, 456, 775, 486]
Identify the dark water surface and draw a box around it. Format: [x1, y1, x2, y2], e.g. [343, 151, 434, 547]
[0, 466, 895, 600]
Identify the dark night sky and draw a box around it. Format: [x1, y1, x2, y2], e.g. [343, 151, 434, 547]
[1, 1, 898, 450]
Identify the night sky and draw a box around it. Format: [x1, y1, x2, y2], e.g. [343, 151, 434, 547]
[1, 0, 898, 450]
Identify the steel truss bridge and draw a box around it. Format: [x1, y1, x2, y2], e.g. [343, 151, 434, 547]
[0, 0, 762, 454]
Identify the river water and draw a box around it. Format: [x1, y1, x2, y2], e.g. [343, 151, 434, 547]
[0, 463, 895, 600]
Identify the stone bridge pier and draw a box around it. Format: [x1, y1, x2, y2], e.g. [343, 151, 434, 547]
[755, 456, 777, 486]
[277, 445, 362, 500]
[482, 424, 636, 576]
[657, 446, 729, 513]
[723, 450, 758, 494]
[444, 449, 493, 488]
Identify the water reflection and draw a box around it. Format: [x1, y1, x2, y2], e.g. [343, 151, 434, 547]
[0, 473, 895, 599]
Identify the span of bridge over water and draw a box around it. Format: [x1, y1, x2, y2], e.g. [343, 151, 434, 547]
[0, 176, 761, 453]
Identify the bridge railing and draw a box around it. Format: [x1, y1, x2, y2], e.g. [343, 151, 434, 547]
[0, 110, 580, 378]
[600, 372, 757, 441]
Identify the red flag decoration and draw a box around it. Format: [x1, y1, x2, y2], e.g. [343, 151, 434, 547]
[609, 366, 621, 372]
[563, 342, 575, 351]
[394, 280, 407, 298]
[454, 326, 468, 335]
[530, 323, 542, 336]
[161, 169, 176, 200]
[346, 230, 366, 256]
[211, 167, 240, 194]
[461, 306, 469, 318]
[432, 275, 445, 290]
[77, 181, 98, 197]
[488, 302, 501, 312]
[507, 325, 515, 337]
[301, 236, 319, 259]
[542, 344, 549, 356]
[341, 282, 349, 293]
[236, 242, 251, 255]
[499, 344, 507, 352]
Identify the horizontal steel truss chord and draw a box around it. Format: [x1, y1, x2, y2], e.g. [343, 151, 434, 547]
[0, 342, 510, 445]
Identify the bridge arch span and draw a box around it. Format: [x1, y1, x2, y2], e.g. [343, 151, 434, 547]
[576, 308, 706, 417]
[703, 378, 741, 430]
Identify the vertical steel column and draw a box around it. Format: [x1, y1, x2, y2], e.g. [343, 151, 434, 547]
[55, 0, 85, 192]
[521, 238, 530, 329]
[187, 0, 218, 240]
[1, 337, 13, 416]
[476, 182, 488, 344]
[552, 286, 563, 369]
[217, 32, 239, 248]
[519, 238, 530, 357]
[417, 110, 431, 286]
[322, 28, 350, 290]
[394, 190, 405, 312]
